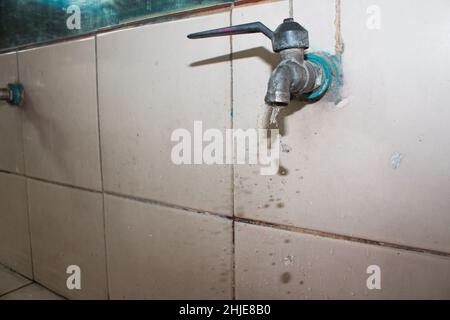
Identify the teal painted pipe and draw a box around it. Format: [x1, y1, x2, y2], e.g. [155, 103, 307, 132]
[0, 83, 24, 106]
[302, 52, 341, 101]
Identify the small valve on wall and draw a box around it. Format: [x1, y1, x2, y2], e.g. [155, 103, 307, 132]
[0, 83, 24, 106]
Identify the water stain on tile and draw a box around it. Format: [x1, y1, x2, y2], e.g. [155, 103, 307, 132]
[281, 143, 292, 153]
[278, 166, 288, 176]
[280, 272, 292, 284]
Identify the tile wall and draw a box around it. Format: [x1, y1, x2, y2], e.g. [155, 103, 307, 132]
[0, 0, 449, 299]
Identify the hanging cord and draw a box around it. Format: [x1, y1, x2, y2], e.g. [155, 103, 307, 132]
[335, 0, 344, 54]
[289, 0, 294, 19]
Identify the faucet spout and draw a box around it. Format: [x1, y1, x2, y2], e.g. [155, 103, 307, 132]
[265, 48, 323, 106]
[265, 59, 300, 106]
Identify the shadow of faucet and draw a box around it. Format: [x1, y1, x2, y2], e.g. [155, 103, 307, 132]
[190, 46, 278, 69]
[190, 46, 314, 136]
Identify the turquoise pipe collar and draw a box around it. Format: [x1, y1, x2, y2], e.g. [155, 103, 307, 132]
[7, 83, 24, 106]
[302, 53, 333, 101]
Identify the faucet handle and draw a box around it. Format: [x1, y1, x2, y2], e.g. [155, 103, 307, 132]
[188, 18, 309, 52]
[188, 21, 274, 40]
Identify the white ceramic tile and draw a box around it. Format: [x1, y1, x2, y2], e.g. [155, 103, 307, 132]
[293, 0, 336, 52]
[19, 39, 102, 190]
[27, 179, 107, 299]
[232, 1, 289, 130]
[236, 222, 450, 299]
[0, 264, 31, 296]
[233, 0, 450, 253]
[0, 52, 24, 173]
[97, 12, 232, 215]
[0, 173, 32, 278]
[105, 194, 233, 299]
[0, 283, 64, 300]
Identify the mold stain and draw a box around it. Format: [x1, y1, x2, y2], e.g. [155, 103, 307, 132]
[280, 272, 292, 284]
[278, 166, 288, 176]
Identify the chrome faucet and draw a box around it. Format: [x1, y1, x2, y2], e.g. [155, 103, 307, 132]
[188, 18, 332, 106]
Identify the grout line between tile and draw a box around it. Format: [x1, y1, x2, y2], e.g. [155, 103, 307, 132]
[105, 190, 233, 221]
[24, 180, 35, 280]
[0, 262, 66, 299]
[94, 35, 111, 300]
[28, 175, 102, 194]
[235, 217, 450, 258]
[0, 262, 33, 298]
[2, 168, 450, 259]
[93, 38, 105, 197]
[0, 279, 66, 300]
[28, 280, 68, 300]
[1, 262, 66, 299]
[0, 262, 32, 281]
[0, 283, 33, 298]
[0, 169, 20, 176]
[15, 50, 35, 281]
[229, 4, 236, 301]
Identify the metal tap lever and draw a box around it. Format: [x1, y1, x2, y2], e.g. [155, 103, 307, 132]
[188, 22, 274, 40]
[188, 18, 309, 53]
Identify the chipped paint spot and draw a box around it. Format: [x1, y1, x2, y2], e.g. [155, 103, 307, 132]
[390, 152, 403, 170]
[333, 97, 350, 110]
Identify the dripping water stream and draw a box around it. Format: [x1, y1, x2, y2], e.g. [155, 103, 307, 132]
[269, 106, 281, 127]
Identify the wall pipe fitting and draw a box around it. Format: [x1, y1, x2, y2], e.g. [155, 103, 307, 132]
[0, 83, 24, 106]
[188, 18, 333, 106]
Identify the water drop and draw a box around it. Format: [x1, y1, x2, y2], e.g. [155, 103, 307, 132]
[270, 106, 281, 126]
